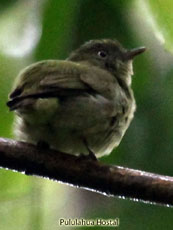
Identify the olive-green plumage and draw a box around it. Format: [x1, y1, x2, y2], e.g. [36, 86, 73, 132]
[7, 39, 145, 158]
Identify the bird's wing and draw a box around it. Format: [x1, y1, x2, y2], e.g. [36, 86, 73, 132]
[7, 60, 95, 111]
[80, 66, 116, 99]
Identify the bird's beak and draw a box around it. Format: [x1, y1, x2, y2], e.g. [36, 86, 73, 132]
[125, 47, 146, 60]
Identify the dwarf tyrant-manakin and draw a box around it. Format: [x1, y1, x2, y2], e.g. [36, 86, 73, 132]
[7, 39, 145, 158]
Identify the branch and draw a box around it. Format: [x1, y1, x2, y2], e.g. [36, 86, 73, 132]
[0, 137, 173, 207]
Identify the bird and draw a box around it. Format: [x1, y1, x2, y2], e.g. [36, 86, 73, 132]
[7, 39, 145, 159]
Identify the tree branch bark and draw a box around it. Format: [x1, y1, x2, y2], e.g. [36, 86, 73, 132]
[0, 137, 172, 206]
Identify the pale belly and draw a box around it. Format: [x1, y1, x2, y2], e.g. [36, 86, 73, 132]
[15, 94, 135, 157]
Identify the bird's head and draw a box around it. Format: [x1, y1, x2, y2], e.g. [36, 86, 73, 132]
[68, 39, 146, 85]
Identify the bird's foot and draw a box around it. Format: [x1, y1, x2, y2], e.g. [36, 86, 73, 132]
[82, 138, 98, 161]
[78, 152, 97, 162]
[88, 150, 97, 161]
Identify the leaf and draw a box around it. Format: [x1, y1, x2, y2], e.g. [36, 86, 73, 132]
[147, 0, 173, 52]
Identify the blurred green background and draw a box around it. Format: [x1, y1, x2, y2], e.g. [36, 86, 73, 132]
[0, 0, 173, 229]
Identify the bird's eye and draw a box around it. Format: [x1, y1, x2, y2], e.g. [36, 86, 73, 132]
[97, 50, 107, 58]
